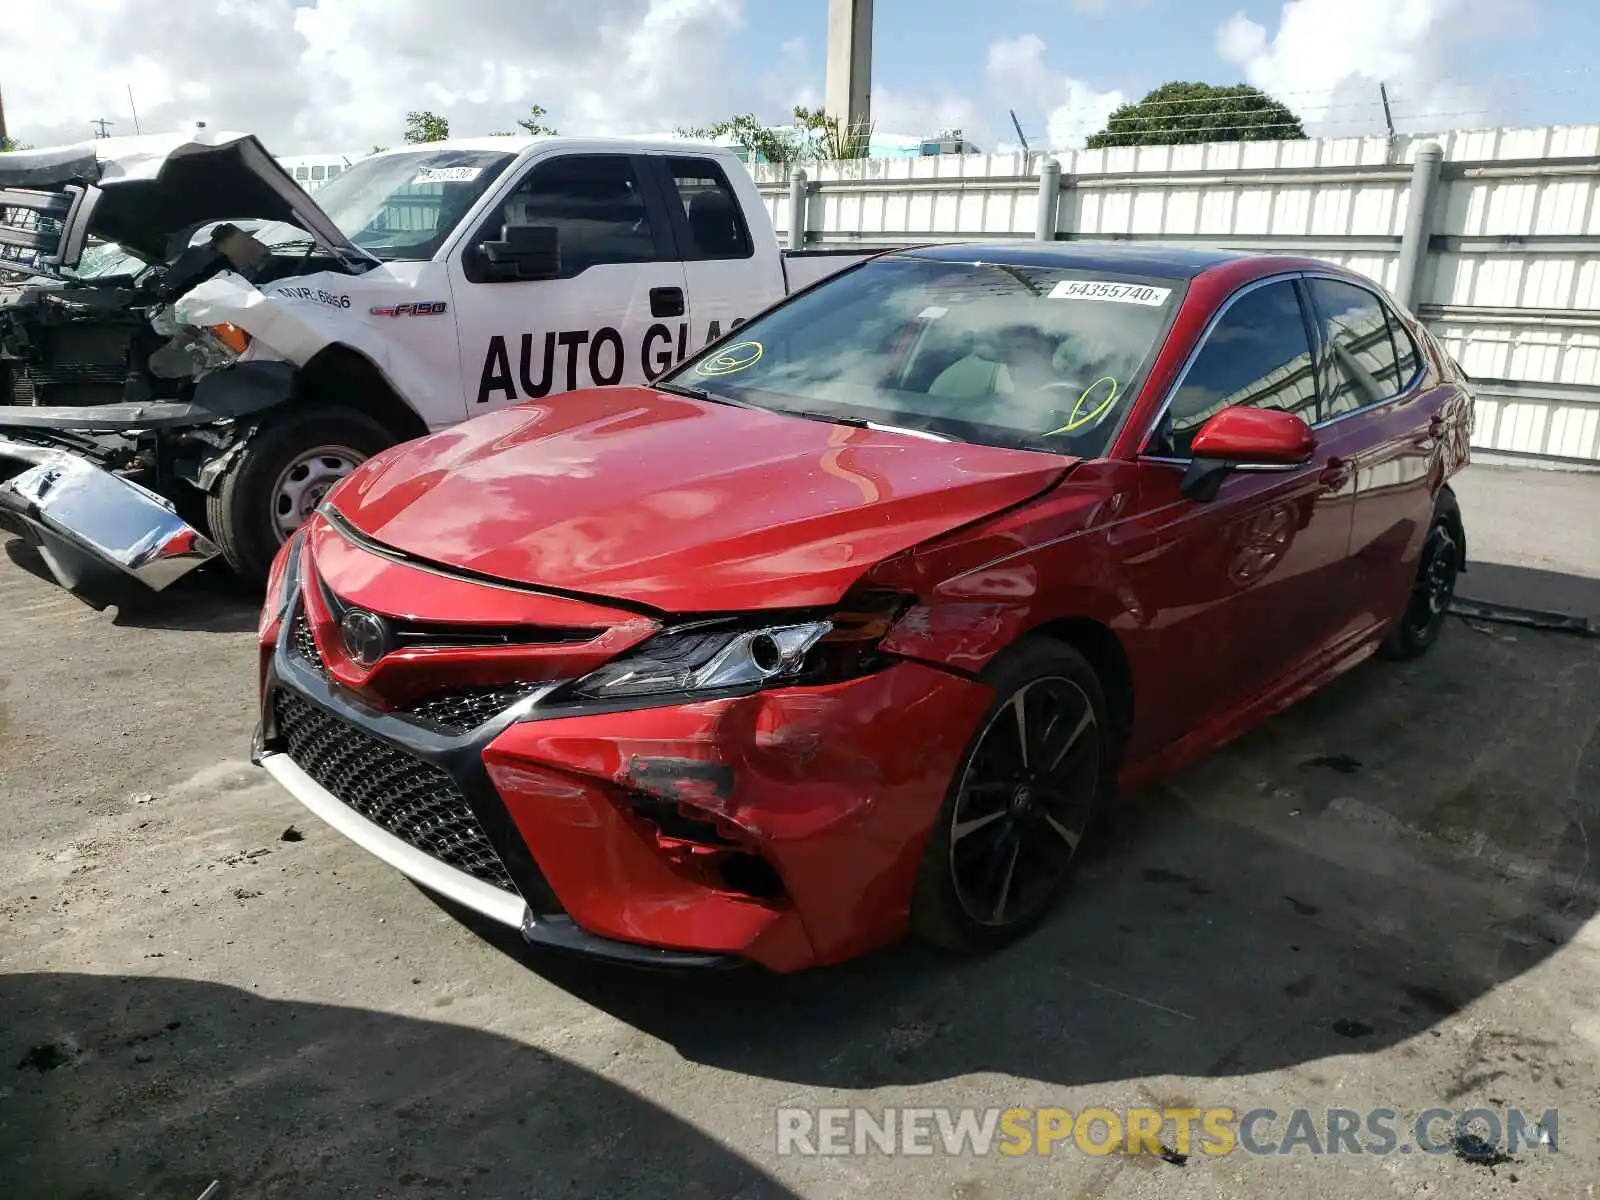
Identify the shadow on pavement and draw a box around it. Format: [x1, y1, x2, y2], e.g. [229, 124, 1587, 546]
[2, 535, 260, 634]
[1454, 560, 1600, 633]
[0, 972, 801, 1200]
[521, 624, 1600, 1097]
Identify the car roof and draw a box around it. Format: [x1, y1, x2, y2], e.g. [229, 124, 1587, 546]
[898, 241, 1273, 281]
[366, 136, 733, 159]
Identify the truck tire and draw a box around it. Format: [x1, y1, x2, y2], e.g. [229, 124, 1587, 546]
[207, 407, 395, 586]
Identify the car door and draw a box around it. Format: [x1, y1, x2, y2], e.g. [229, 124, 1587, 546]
[447, 151, 692, 412]
[1119, 276, 1364, 746]
[1303, 276, 1447, 636]
[644, 154, 778, 368]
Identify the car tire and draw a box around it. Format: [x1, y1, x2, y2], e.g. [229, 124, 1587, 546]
[1380, 486, 1464, 661]
[909, 637, 1114, 954]
[206, 406, 394, 586]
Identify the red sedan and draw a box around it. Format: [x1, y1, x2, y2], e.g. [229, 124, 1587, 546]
[253, 243, 1474, 972]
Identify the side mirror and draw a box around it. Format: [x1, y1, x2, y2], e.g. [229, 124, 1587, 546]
[477, 224, 561, 282]
[1180, 407, 1316, 502]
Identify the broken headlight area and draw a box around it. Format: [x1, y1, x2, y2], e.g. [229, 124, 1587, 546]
[558, 592, 915, 705]
[145, 304, 249, 381]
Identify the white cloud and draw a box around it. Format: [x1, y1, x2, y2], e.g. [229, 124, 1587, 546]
[0, 3, 1129, 161]
[985, 34, 1125, 151]
[0, 0, 757, 153]
[1216, 0, 1519, 134]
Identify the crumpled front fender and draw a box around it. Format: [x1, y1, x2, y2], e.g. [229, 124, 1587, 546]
[0, 359, 297, 432]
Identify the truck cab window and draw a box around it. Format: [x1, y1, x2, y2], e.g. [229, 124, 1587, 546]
[665, 157, 753, 260]
[493, 155, 660, 278]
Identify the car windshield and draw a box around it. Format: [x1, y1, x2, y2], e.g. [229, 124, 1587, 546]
[663, 255, 1185, 457]
[311, 149, 517, 261]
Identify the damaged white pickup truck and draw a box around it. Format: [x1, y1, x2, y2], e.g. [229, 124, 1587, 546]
[0, 130, 871, 607]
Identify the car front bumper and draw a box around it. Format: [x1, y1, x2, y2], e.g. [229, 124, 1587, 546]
[255, 594, 993, 972]
[0, 434, 218, 608]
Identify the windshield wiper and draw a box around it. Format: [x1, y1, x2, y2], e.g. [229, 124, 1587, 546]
[783, 410, 951, 441]
[652, 380, 767, 410]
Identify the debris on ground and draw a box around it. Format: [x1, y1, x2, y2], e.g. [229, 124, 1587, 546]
[1331, 1018, 1374, 1038]
[1452, 1131, 1515, 1166]
[279, 826, 304, 843]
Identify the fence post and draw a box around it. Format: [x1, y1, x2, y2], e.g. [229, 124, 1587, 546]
[1395, 142, 1443, 314]
[787, 167, 808, 252]
[1035, 157, 1061, 241]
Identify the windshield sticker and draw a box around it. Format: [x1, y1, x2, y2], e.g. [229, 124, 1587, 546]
[412, 166, 483, 184]
[1047, 280, 1172, 306]
[1045, 377, 1120, 436]
[695, 340, 764, 377]
[918, 305, 949, 320]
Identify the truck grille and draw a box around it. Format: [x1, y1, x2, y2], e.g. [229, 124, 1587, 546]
[273, 688, 519, 894]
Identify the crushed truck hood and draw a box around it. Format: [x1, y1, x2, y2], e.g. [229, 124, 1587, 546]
[0, 130, 369, 268]
[326, 386, 1075, 612]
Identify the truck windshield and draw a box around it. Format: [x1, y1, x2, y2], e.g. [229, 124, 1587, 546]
[663, 255, 1185, 458]
[312, 150, 517, 261]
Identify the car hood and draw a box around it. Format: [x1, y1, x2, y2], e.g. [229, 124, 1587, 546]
[327, 386, 1075, 613]
[0, 130, 369, 268]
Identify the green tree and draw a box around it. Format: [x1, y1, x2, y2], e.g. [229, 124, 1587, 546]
[1085, 82, 1306, 149]
[792, 105, 870, 160]
[403, 111, 450, 144]
[677, 106, 870, 164]
[676, 113, 804, 165]
[0, 135, 29, 152]
[515, 105, 559, 136]
[370, 144, 388, 155]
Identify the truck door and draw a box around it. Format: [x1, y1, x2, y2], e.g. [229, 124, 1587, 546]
[643, 154, 784, 364]
[447, 151, 691, 412]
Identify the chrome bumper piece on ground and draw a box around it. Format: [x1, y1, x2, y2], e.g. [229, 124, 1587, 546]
[0, 434, 218, 608]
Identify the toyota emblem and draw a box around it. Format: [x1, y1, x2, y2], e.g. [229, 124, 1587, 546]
[337, 608, 391, 667]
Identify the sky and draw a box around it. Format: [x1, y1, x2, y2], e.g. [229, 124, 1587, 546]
[1, 0, 1597, 156]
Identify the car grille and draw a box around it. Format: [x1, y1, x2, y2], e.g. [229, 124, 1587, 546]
[401, 685, 544, 734]
[288, 610, 540, 733]
[289, 611, 329, 679]
[272, 688, 519, 894]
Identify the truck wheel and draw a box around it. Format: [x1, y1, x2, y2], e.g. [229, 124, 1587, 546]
[207, 407, 395, 586]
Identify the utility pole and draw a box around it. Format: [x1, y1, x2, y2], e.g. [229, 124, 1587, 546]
[824, 0, 873, 147]
[0, 82, 10, 149]
[91, 117, 114, 139]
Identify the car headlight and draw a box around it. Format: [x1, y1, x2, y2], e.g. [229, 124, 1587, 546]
[569, 620, 833, 701]
[564, 593, 914, 703]
[259, 526, 306, 636]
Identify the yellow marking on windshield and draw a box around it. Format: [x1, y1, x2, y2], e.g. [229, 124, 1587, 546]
[695, 340, 764, 376]
[1044, 377, 1120, 436]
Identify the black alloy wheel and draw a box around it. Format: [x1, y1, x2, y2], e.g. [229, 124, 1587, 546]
[1382, 491, 1464, 660]
[912, 640, 1112, 952]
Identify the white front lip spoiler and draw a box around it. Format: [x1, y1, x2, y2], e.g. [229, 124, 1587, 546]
[258, 750, 530, 929]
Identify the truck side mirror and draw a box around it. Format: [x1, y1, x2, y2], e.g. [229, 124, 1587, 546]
[477, 224, 561, 282]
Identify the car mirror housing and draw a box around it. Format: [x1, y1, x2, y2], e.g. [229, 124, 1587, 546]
[1180, 407, 1317, 502]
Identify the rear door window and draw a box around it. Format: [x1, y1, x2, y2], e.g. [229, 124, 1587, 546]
[662, 157, 753, 260]
[1307, 277, 1407, 420]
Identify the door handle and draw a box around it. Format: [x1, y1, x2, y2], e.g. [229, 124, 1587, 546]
[1319, 456, 1351, 490]
[649, 287, 685, 319]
